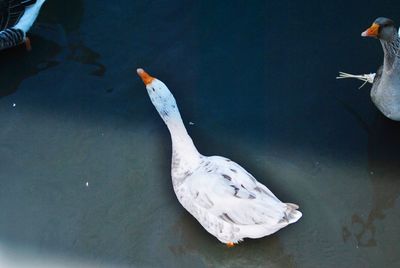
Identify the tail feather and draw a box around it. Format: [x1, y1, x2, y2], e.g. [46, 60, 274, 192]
[285, 203, 302, 223]
[277, 203, 302, 224]
[286, 202, 299, 210]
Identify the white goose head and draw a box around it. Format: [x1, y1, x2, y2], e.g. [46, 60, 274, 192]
[136, 68, 201, 169]
[137, 68, 180, 124]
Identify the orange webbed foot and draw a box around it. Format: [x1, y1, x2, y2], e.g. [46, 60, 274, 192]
[226, 242, 235, 248]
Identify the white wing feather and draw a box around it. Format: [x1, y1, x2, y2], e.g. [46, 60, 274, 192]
[184, 156, 297, 226]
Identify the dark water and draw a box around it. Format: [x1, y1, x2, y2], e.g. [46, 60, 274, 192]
[1, 0, 400, 267]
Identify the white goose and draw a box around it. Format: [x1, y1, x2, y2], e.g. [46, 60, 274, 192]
[0, 0, 46, 51]
[136, 68, 302, 246]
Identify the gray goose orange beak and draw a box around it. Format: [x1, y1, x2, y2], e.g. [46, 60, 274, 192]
[361, 23, 380, 37]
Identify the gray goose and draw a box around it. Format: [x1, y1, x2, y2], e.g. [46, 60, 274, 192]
[338, 17, 400, 121]
[0, 0, 46, 51]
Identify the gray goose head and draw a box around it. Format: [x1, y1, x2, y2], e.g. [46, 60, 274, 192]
[361, 17, 398, 41]
[361, 17, 399, 69]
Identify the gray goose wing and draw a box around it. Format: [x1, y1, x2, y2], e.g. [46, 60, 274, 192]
[0, 0, 36, 30]
[372, 65, 383, 91]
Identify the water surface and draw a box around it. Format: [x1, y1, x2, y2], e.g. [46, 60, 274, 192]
[0, 1, 400, 267]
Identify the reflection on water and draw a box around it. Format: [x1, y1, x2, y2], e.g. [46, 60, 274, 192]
[0, 36, 60, 97]
[68, 39, 106, 77]
[343, 115, 400, 247]
[169, 213, 295, 268]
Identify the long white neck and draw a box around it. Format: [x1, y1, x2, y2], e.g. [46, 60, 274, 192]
[166, 111, 200, 163]
[147, 80, 201, 170]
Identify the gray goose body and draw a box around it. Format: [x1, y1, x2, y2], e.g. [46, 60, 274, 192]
[370, 28, 400, 120]
[338, 17, 400, 121]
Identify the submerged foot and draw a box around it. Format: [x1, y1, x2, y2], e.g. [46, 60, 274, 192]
[226, 242, 235, 248]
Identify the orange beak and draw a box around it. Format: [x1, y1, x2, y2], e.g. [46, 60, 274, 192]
[361, 23, 380, 37]
[137, 68, 155, 85]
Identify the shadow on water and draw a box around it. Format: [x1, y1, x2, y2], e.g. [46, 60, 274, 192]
[67, 35, 106, 77]
[0, 36, 61, 98]
[342, 114, 400, 247]
[40, 0, 84, 33]
[44, 0, 106, 77]
[0, 0, 84, 98]
[169, 212, 295, 268]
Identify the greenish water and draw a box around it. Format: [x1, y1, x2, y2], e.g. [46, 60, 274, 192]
[0, 0, 400, 267]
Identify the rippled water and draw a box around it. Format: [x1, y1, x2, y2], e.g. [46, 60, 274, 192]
[0, 0, 400, 267]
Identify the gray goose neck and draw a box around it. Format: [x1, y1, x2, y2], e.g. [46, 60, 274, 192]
[381, 33, 400, 72]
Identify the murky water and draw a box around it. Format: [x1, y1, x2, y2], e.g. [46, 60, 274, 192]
[0, 0, 400, 267]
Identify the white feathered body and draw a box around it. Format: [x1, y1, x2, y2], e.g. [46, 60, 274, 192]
[173, 155, 301, 243]
[144, 78, 301, 244]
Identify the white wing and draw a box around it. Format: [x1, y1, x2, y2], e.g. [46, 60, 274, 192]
[209, 156, 282, 202]
[185, 157, 299, 226]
